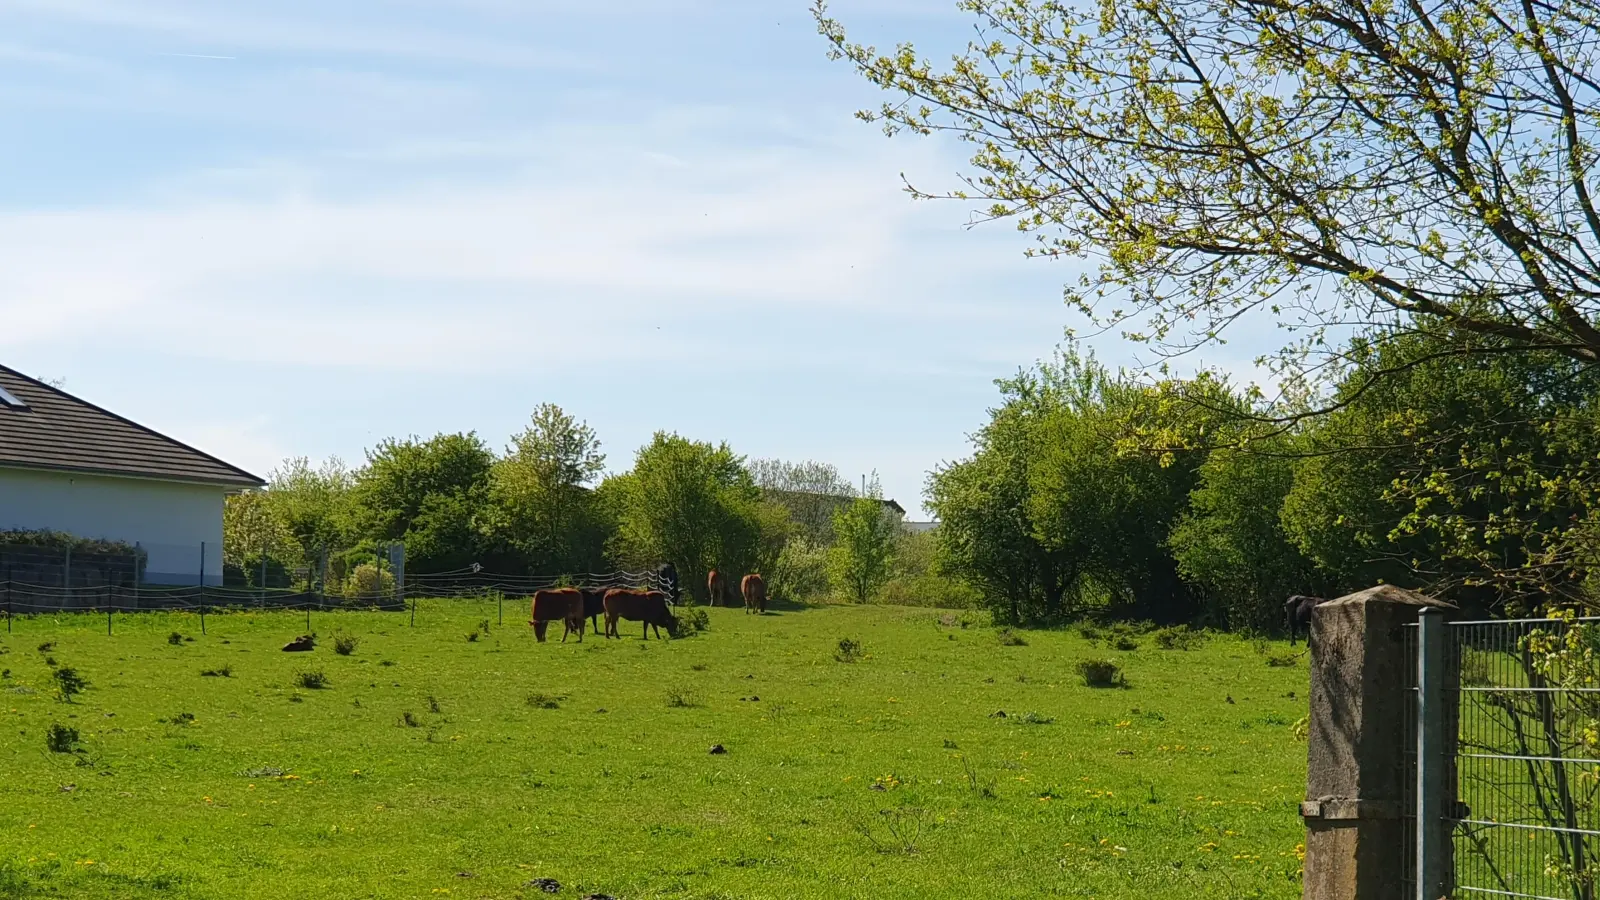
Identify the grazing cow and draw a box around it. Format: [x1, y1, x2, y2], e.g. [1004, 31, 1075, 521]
[1285, 594, 1330, 648]
[603, 588, 677, 640]
[707, 569, 726, 608]
[657, 562, 680, 605]
[741, 573, 767, 615]
[529, 588, 586, 643]
[579, 587, 609, 634]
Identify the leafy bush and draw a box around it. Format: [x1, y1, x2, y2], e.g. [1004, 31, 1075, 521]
[664, 685, 699, 708]
[835, 638, 864, 663]
[200, 665, 233, 678]
[295, 671, 329, 690]
[333, 634, 360, 656]
[167, 632, 185, 646]
[1111, 635, 1140, 651]
[878, 573, 984, 609]
[1077, 659, 1125, 688]
[52, 667, 89, 702]
[527, 692, 564, 710]
[398, 711, 421, 728]
[997, 629, 1028, 647]
[1152, 626, 1206, 650]
[45, 723, 81, 754]
[771, 537, 831, 604]
[675, 606, 710, 638]
[464, 631, 480, 643]
[1077, 624, 1104, 642]
[341, 563, 395, 600]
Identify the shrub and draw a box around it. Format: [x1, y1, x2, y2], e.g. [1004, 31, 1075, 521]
[1265, 652, 1299, 668]
[675, 606, 709, 638]
[1077, 659, 1125, 688]
[52, 667, 89, 702]
[1111, 635, 1140, 652]
[45, 723, 80, 754]
[36, 642, 54, 654]
[997, 629, 1028, 647]
[1077, 624, 1104, 643]
[665, 685, 699, 708]
[200, 665, 233, 678]
[527, 692, 564, 710]
[771, 537, 831, 604]
[398, 711, 421, 728]
[295, 671, 329, 690]
[163, 712, 196, 726]
[167, 632, 185, 646]
[465, 632, 480, 643]
[333, 634, 360, 656]
[1152, 626, 1205, 651]
[341, 564, 396, 600]
[835, 638, 864, 663]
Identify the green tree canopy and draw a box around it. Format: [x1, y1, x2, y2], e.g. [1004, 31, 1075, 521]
[603, 432, 784, 602]
[828, 479, 899, 603]
[481, 404, 609, 574]
[351, 432, 494, 573]
[818, 0, 1600, 404]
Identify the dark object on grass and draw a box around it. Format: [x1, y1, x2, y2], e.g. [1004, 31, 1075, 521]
[1076, 659, 1126, 688]
[989, 710, 1008, 718]
[282, 635, 315, 652]
[527, 879, 561, 894]
[709, 744, 727, 755]
[1284, 594, 1330, 647]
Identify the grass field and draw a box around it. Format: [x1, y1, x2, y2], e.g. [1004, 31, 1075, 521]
[0, 601, 1309, 899]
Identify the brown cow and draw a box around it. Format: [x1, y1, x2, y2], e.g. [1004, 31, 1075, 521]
[603, 588, 677, 640]
[529, 588, 586, 643]
[740, 573, 766, 615]
[707, 569, 725, 607]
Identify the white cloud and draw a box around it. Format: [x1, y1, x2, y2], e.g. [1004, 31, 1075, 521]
[0, 118, 1039, 376]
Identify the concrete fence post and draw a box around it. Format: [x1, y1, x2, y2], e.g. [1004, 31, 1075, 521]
[1300, 584, 1455, 900]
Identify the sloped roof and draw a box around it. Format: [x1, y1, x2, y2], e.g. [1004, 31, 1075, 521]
[0, 365, 265, 489]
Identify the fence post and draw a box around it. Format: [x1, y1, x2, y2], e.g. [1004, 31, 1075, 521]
[199, 542, 206, 588]
[1301, 584, 1455, 900]
[1416, 608, 1447, 900]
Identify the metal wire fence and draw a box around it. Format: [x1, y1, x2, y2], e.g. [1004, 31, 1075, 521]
[1444, 616, 1600, 900]
[0, 564, 678, 636]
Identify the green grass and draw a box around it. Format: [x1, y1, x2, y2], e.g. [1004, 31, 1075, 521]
[0, 602, 1309, 899]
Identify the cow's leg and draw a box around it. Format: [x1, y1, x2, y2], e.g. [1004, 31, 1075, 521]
[642, 620, 649, 640]
[534, 620, 548, 643]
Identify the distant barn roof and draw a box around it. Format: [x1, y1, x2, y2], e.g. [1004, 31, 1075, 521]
[0, 365, 265, 489]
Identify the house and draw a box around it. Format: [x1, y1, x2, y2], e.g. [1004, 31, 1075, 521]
[902, 520, 939, 535]
[0, 366, 265, 585]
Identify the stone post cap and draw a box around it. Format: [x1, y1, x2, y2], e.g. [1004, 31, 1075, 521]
[1321, 584, 1457, 611]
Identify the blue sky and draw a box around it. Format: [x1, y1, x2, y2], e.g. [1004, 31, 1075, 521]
[0, 0, 1270, 518]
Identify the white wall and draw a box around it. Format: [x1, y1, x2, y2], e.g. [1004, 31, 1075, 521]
[0, 467, 228, 585]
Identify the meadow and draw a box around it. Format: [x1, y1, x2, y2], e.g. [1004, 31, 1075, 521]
[0, 601, 1308, 899]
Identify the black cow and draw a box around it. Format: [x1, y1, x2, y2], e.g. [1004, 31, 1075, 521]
[657, 562, 680, 604]
[1285, 594, 1330, 647]
[579, 587, 609, 634]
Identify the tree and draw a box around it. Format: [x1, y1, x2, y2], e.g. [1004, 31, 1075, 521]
[222, 491, 294, 570]
[263, 456, 356, 567]
[350, 432, 494, 573]
[750, 458, 858, 543]
[1168, 438, 1325, 631]
[604, 433, 780, 602]
[926, 358, 1080, 623]
[1281, 330, 1600, 612]
[828, 478, 898, 603]
[481, 404, 608, 574]
[817, 0, 1600, 406]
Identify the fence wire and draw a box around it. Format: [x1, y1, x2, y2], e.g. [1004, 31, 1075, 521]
[1448, 617, 1600, 900]
[0, 566, 676, 617]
